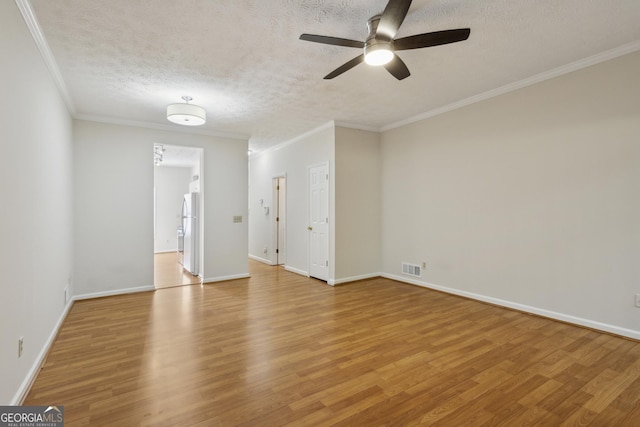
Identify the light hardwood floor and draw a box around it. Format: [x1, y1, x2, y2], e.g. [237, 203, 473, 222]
[26, 260, 640, 425]
[154, 251, 201, 289]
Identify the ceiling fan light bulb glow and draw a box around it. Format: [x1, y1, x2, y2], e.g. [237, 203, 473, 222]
[364, 43, 394, 66]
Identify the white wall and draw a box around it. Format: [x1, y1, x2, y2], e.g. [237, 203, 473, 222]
[381, 52, 640, 338]
[249, 123, 334, 277]
[74, 121, 154, 295]
[74, 120, 249, 297]
[334, 127, 381, 282]
[0, 1, 74, 404]
[154, 166, 191, 253]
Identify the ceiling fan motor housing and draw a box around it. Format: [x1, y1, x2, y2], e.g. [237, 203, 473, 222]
[364, 15, 395, 65]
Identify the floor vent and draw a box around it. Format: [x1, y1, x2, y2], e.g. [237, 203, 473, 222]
[402, 262, 422, 278]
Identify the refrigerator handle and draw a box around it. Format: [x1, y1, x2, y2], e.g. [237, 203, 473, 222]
[181, 198, 187, 228]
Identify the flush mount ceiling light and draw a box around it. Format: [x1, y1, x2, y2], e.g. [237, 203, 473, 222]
[167, 96, 206, 126]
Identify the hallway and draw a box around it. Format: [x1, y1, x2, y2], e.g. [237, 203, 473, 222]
[154, 252, 201, 289]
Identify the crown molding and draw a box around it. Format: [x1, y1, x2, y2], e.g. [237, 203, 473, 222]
[15, 0, 76, 115]
[381, 40, 640, 132]
[74, 114, 249, 140]
[252, 121, 335, 158]
[334, 121, 380, 133]
[16, 0, 639, 151]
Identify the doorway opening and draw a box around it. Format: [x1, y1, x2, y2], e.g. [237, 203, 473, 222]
[273, 175, 287, 266]
[153, 144, 203, 289]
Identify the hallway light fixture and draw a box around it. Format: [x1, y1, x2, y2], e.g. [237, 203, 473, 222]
[154, 145, 165, 165]
[167, 96, 206, 126]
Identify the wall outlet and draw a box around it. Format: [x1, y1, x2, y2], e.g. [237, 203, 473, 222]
[635, 293, 640, 308]
[422, 262, 427, 269]
[18, 337, 23, 358]
[64, 286, 69, 303]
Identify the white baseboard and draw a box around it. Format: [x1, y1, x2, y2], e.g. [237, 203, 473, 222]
[154, 249, 177, 254]
[248, 254, 274, 265]
[203, 273, 250, 283]
[12, 298, 74, 405]
[74, 285, 156, 301]
[284, 265, 308, 277]
[330, 272, 381, 286]
[382, 273, 640, 341]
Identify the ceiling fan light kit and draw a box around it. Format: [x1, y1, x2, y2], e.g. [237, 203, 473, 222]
[300, 0, 471, 80]
[364, 40, 394, 66]
[167, 96, 206, 126]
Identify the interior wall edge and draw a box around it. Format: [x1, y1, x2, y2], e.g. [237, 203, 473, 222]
[202, 273, 251, 284]
[284, 266, 309, 278]
[330, 273, 382, 286]
[248, 254, 274, 266]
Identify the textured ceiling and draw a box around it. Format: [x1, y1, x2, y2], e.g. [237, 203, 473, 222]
[27, 0, 640, 152]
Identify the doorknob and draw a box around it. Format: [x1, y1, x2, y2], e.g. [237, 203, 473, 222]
[307, 226, 313, 231]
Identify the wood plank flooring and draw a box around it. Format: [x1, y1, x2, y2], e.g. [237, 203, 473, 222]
[154, 251, 201, 289]
[25, 260, 640, 425]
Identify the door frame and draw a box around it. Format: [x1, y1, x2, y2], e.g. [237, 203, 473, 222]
[272, 173, 287, 266]
[307, 162, 329, 281]
[153, 144, 204, 288]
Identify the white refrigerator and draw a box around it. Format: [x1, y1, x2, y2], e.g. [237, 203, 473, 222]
[181, 192, 199, 276]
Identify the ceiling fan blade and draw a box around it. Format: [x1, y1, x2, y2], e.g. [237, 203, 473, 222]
[300, 34, 365, 49]
[395, 28, 471, 51]
[324, 54, 365, 79]
[384, 55, 410, 80]
[377, 0, 412, 39]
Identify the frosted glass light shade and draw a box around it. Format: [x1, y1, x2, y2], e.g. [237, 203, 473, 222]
[364, 43, 394, 66]
[167, 103, 206, 126]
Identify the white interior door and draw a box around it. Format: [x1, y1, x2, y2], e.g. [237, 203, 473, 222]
[308, 164, 329, 281]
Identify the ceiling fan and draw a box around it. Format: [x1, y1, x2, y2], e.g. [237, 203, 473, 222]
[300, 0, 470, 80]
